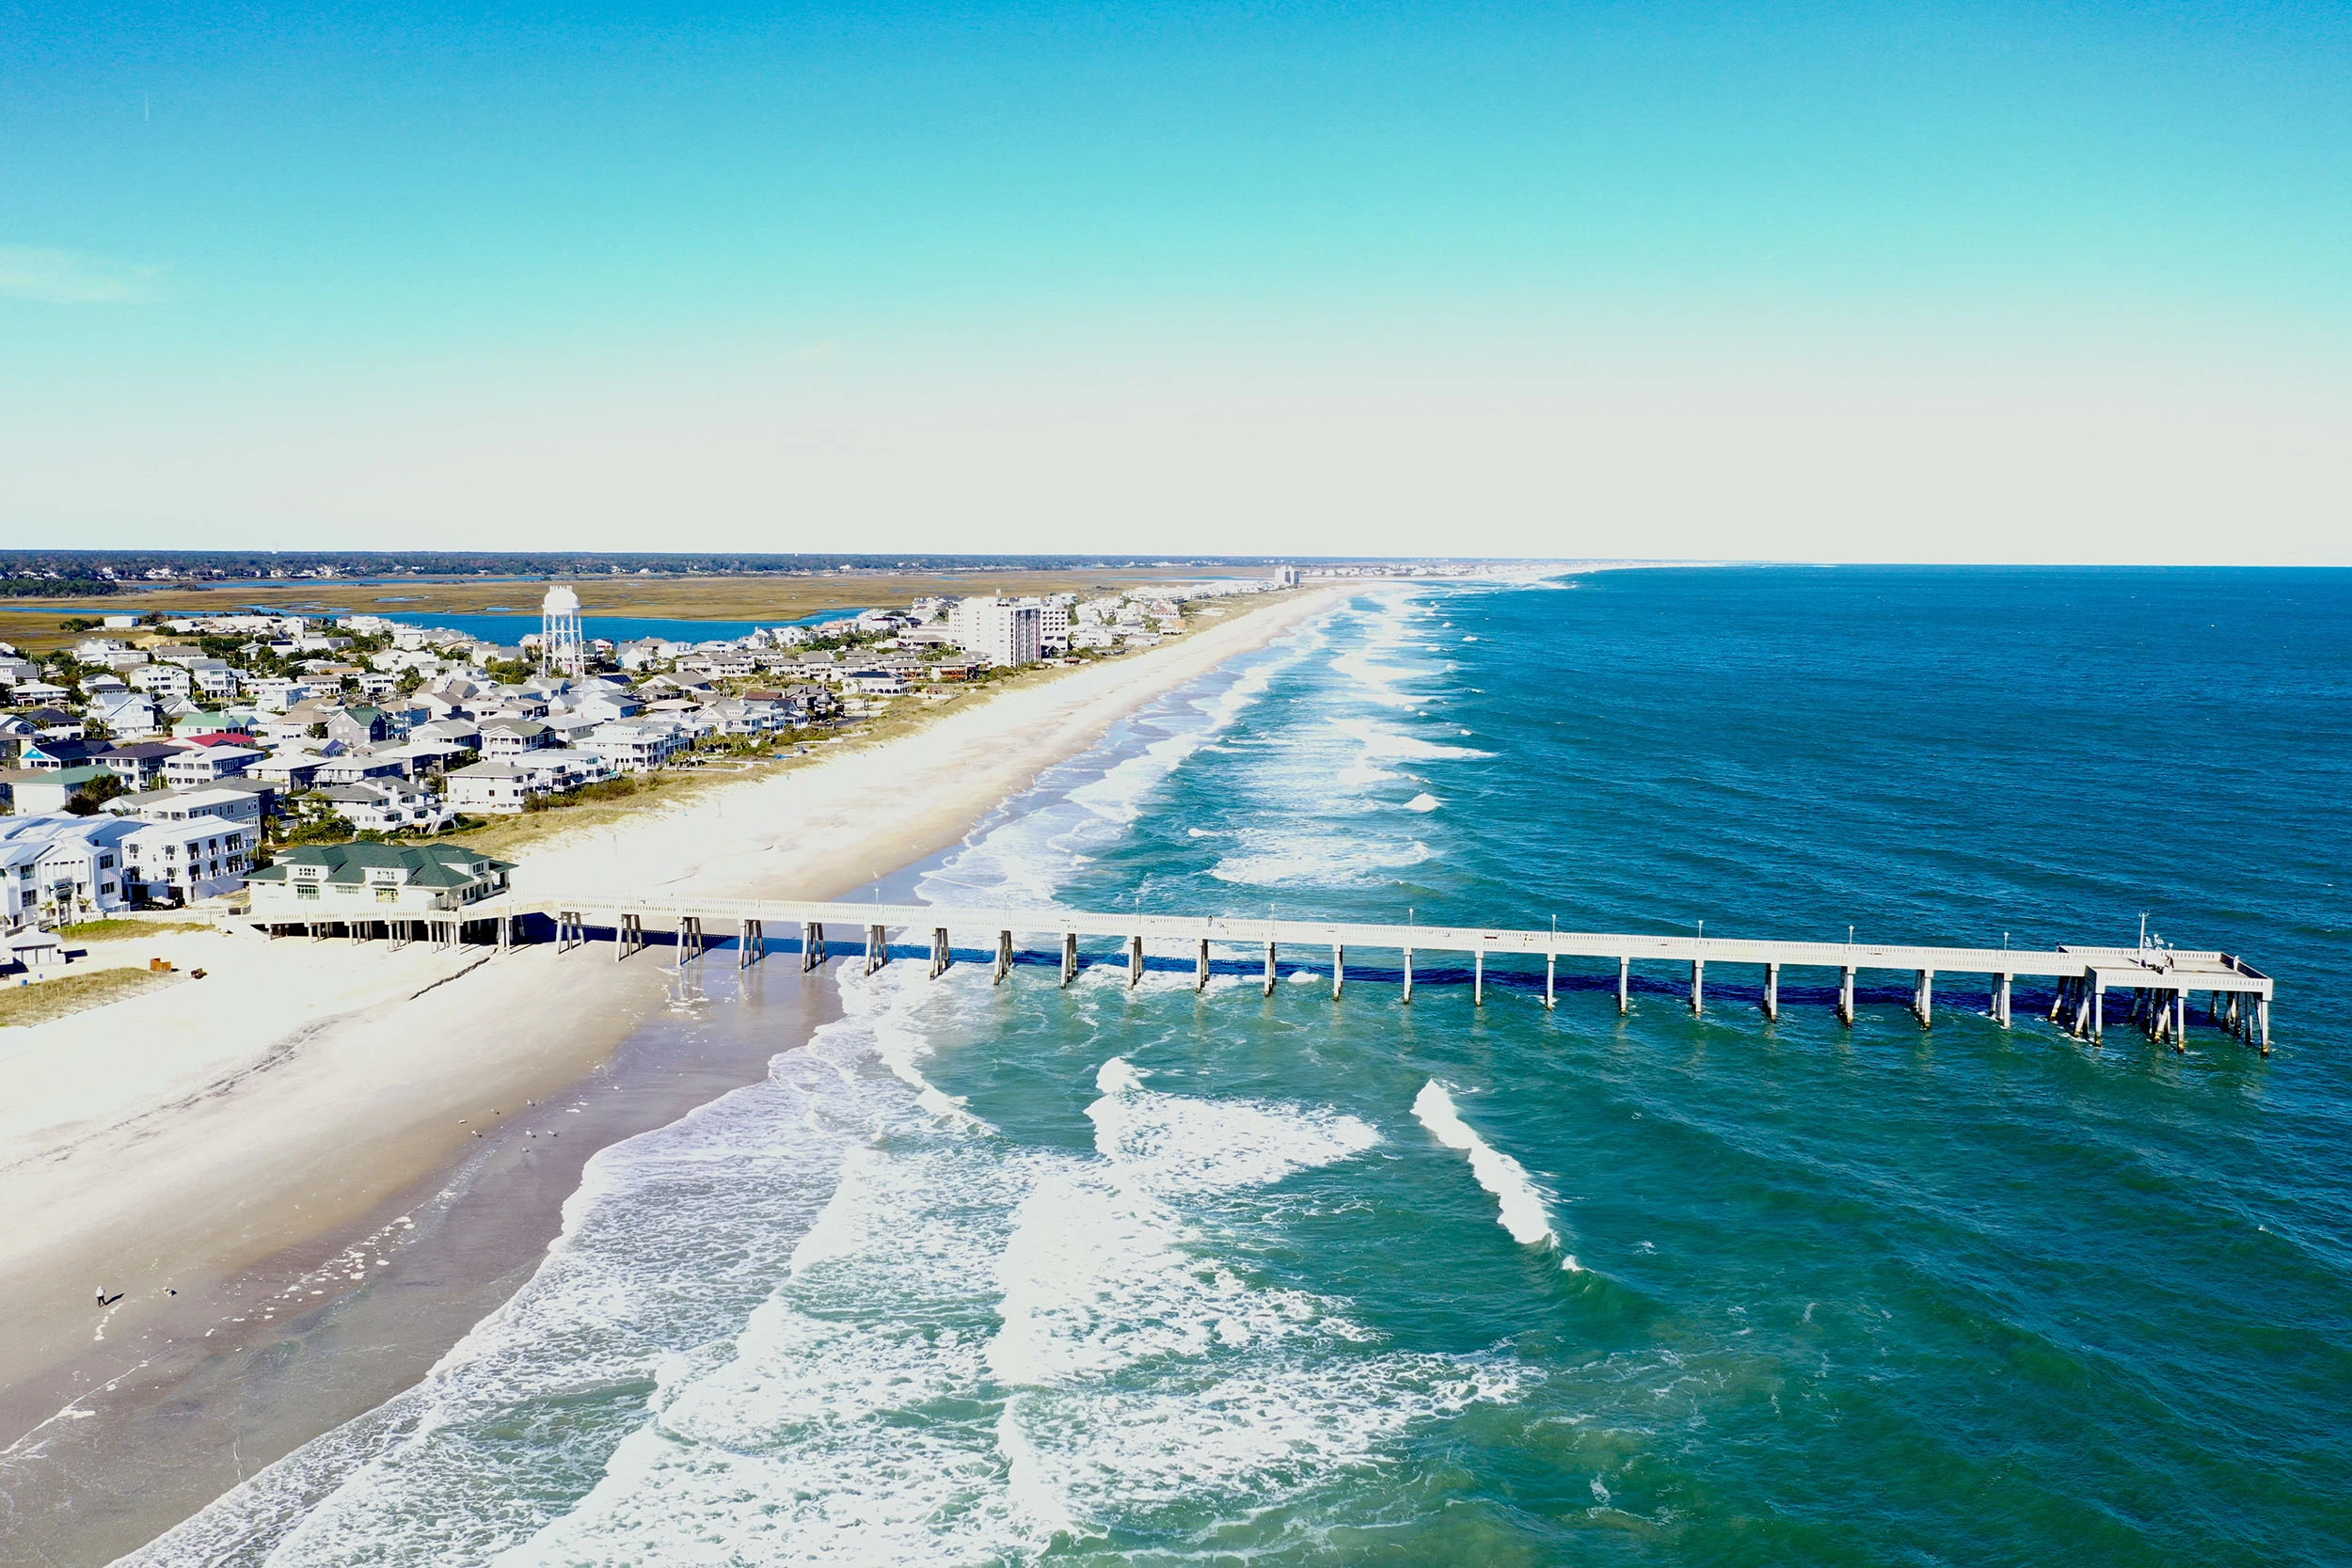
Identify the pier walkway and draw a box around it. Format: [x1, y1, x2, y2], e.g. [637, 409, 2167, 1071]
[267, 893, 2277, 1053]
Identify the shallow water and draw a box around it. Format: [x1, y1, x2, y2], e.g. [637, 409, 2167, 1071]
[125, 567, 2352, 1565]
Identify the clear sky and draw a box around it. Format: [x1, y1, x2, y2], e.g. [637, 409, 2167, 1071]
[4, 1, 2347, 561]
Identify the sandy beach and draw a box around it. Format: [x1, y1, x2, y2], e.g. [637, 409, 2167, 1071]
[0, 584, 1346, 1563]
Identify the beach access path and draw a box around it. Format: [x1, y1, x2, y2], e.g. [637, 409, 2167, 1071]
[0, 584, 1352, 1528]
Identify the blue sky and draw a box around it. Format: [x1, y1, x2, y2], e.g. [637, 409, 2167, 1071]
[5, 1, 2348, 559]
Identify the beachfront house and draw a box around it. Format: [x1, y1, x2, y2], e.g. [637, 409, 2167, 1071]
[0, 814, 132, 921]
[118, 816, 258, 904]
[246, 841, 513, 922]
[444, 754, 603, 815]
[312, 779, 455, 835]
[576, 720, 683, 773]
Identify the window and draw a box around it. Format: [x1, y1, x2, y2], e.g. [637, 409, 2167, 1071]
[375, 886, 398, 904]
[296, 882, 319, 900]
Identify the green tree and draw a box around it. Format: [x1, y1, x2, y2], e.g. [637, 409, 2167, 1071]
[64, 772, 128, 816]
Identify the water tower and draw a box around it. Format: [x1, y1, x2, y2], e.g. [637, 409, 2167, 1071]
[540, 583, 586, 679]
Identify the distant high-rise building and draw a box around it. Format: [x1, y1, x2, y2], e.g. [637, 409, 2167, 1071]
[950, 598, 1042, 667]
[1016, 594, 1073, 652]
[1271, 565, 1300, 588]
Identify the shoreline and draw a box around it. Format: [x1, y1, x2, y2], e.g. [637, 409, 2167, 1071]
[0, 583, 1353, 1565]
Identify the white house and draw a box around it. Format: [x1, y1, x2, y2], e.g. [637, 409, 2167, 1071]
[121, 783, 266, 832]
[119, 816, 257, 903]
[130, 662, 194, 700]
[87, 691, 165, 740]
[577, 720, 682, 773]
[0, 814, 133, 922]
[163, 745, 265, 788]
[313, 779, 455, 834]
[444, 754, 603, 815]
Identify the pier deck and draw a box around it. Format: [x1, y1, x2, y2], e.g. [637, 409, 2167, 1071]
[277, 892, 2276, 1052]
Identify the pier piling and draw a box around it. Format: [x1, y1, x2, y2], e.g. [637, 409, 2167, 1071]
[446, 895, 2278, 1049]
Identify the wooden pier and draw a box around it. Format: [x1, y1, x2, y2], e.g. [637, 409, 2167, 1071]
[342, 894, 2277, 1053]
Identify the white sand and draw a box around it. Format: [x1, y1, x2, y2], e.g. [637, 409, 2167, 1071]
[0, 587, 1346, 1397]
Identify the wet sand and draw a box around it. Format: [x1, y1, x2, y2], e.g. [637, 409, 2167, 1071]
[0, 586, 1353, 1563]
[0, 958, 835, 1566]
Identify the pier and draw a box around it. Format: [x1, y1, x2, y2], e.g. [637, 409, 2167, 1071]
[291, 895, 2279, 1053]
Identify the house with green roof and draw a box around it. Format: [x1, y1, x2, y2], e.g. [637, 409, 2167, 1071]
[246, 841, 513, 921]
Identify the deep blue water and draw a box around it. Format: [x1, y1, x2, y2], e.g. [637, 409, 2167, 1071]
[133, 568, 2352, 1567]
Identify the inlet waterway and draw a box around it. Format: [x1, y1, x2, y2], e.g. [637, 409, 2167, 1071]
[126, 566, 2352, 1566]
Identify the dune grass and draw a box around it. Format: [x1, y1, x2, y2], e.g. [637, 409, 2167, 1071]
[0, 968, 174, 1027]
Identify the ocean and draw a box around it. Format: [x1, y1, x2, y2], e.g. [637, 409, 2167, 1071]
[125, 567, 2352, 1565]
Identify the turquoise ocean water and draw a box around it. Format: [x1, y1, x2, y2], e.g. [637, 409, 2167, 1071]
[129, 568, 2350, 1565]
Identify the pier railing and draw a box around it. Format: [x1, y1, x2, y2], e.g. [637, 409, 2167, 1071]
[259, 894, 2276, 1053]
